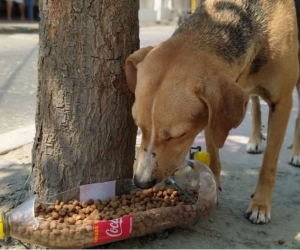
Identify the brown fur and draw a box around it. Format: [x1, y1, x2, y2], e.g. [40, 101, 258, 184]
[125, 0, 299, 224]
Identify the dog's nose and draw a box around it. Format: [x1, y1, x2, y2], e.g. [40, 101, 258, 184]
[134, 175, 156, 189]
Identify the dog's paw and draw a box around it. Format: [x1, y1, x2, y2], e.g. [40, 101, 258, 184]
[245, 198, 271, 224]
[246, 142, 262, 154]
[247, 133, 265, 154]
[289, 155, 300, 167]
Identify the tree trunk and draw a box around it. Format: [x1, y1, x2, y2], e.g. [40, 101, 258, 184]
[31, 0, 139, 198]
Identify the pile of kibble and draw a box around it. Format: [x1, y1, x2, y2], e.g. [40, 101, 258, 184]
[34, 187, 198, 221]
[10, 186, 214, 248]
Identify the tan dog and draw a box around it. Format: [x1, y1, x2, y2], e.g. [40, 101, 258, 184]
[125, 0, 299, 224]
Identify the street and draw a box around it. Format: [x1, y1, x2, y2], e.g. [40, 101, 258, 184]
[0, 26, 176, 135]
[0, 33, 38, 134]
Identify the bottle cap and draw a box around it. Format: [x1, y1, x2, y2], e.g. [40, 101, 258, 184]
[0, 213, 4, 240]
[194, 151, 210, 166]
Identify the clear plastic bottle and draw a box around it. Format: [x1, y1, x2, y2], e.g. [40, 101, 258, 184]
[0, 158, 217, 249]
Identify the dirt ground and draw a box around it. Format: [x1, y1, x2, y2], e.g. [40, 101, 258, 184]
[0, 136, 300, 249]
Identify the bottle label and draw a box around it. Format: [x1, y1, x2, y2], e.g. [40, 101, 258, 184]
[93, 215, 133, 245]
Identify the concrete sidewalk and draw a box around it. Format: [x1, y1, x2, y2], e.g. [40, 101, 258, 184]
[0, 125, 35, 155]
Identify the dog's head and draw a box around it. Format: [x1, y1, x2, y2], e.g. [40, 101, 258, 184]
[125, 45, 249, 189]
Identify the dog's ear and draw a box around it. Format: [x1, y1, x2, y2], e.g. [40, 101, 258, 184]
[199, 76, 249, 148]
[125, 46, 154, 93]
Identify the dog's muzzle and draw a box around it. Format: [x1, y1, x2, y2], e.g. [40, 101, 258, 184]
[133, 174, 157, 189]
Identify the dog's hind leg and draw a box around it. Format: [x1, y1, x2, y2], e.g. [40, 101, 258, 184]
[289, 78, 300, 166]
[246, 96, 266, 154]
[288, 2, 300, 165]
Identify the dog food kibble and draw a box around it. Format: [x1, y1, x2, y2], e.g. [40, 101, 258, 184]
[8, 187, 215, 248]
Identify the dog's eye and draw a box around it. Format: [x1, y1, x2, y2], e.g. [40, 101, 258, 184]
[178, 132, 187, 138]
[166, 132, 187, 142]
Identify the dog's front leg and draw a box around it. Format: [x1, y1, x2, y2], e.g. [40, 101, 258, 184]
[246, 97, 293, 224]
[204, 128, 222, 190]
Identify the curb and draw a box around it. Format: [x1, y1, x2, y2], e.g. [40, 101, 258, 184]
[0, 125, 35, 155]
[0, 26, 39, 34]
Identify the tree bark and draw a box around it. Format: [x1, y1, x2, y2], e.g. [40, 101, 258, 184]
[31, 0, 139, 198]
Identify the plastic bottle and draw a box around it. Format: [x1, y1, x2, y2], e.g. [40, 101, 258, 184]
[0, 158, 216, 249]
